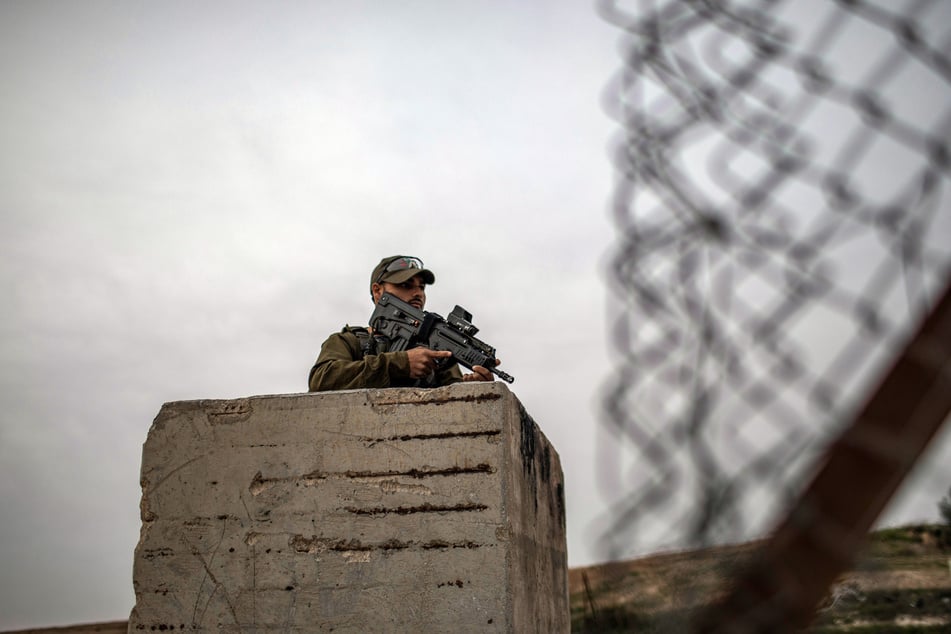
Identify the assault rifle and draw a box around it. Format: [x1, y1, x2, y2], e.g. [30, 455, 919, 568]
[369, 293, 515, 384]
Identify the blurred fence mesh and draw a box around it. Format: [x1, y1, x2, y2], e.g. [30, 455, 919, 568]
[597, 0, 951, 577]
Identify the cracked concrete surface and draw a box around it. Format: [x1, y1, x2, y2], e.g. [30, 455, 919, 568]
[129, 382, 568, 632]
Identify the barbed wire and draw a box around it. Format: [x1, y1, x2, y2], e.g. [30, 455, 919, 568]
[597, 0, 951, 575]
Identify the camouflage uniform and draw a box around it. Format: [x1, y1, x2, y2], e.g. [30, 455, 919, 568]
[308, 326, 464, 392]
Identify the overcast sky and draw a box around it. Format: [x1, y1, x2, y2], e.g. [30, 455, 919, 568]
[0, 2, 620, 628]
[1, 1, 949, 630]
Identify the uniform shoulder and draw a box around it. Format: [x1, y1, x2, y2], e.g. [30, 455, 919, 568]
[334, 326, 371, 348]
[321, 326, 371, 359]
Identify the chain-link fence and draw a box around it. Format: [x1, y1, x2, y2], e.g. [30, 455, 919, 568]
[597, 0, 951, 628]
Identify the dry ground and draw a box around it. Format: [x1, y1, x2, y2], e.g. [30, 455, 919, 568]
[570, 525, 951, 633]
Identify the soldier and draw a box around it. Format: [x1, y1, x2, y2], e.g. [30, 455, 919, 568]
[308, 255, 496, 391]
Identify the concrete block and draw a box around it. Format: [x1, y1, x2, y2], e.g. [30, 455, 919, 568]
[129, 382, 568, 632]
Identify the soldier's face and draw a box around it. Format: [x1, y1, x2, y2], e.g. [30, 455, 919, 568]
[373, 274, 427, 309]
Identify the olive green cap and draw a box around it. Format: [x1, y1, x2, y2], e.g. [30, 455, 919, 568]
[370, 255, 435, 291]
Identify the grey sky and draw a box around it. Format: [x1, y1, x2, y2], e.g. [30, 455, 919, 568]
[1, 1, 949, 630]
[0, 2, 619, 628]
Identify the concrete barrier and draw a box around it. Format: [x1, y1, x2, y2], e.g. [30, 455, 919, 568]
[129, 382, 568, 632]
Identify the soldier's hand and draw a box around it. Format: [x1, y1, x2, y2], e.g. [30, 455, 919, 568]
[463, 360, 499, 382]
[406, 347, 453, 379]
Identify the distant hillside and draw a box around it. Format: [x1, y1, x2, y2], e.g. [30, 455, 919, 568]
[1, 623, 126, 634]
[569, 524, 951, 633]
